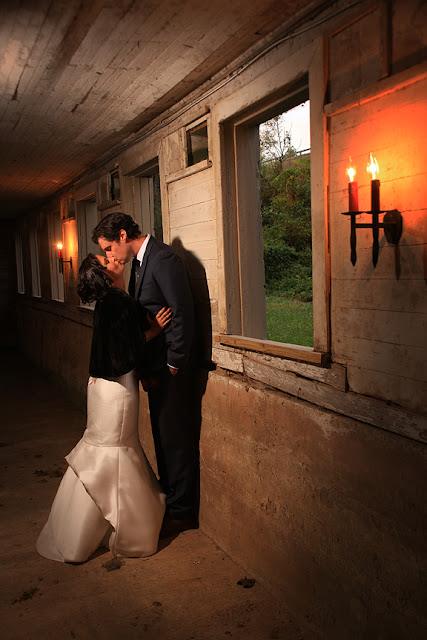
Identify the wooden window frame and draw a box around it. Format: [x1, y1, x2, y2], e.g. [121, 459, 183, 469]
[214, 40, 330, 365]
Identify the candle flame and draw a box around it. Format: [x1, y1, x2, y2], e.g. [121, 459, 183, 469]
[367, 153, 379, 180]
[346, 157, 356, 182]
[57, 242, 63, 250]
[346, 166, 356, 182]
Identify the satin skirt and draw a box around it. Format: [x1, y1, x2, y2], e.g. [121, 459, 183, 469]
[36, 372, 166, 563]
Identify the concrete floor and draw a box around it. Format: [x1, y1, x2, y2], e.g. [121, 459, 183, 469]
[0, 350, 312, 640]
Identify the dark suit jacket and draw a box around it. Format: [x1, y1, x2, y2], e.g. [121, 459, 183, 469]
[129, 236, 194, 373]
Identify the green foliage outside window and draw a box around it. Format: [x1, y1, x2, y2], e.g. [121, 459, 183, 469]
[261, 154, 312, 303]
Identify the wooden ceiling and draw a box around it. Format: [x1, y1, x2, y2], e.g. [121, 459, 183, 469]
[0, 0, 319, 218]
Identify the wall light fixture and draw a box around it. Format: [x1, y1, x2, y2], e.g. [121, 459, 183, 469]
[342, 154, 402, 266]
[57, 242, 72, 274]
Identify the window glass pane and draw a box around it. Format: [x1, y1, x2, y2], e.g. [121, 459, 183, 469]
[187, 123, 208, 166]
[259, 101, 313, 346]
[110, 170, 121, 200]
[134, 163, 163, 241]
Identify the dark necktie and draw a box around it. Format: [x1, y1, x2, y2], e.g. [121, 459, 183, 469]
[129, 257, 139, 298]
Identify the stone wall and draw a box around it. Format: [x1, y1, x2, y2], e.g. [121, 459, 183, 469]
[197, 370, 426, 638]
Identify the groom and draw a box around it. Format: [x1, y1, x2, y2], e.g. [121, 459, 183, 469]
[92, 213, 196, 536]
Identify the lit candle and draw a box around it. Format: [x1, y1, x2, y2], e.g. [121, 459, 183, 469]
[367, 153, 380, 211]
[346, 159, 358, 211]
[57, 242, 63, 260]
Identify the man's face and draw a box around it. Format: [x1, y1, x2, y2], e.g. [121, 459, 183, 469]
[98, 230, 133, 264]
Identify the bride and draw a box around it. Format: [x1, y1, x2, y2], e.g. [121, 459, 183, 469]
[36, 253, 171, 563]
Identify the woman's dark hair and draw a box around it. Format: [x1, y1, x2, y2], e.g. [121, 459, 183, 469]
[77, 253, 112, 304]
[91, 212, 141, 244]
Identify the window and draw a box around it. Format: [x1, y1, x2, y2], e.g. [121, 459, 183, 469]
[109, 169, 121, 201]
[15, 233, 25, 294]
[259, 102, 312, 346]
[48, 214, 64, 302]
[219, 77, 329, 360]
[77, 199, 99, 262]
[133, 160, 163, 241]
[29, 227, 41, 297]
[62, 195, 75, 221]
[77, 198, 99, 307]
[217, 46, 329, 361]
[186, 118, 209, 166]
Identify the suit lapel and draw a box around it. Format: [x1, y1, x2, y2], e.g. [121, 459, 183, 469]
[135, 236, 156, 299]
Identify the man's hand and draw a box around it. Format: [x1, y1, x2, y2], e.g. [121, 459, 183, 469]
[168, 366, 179, 376]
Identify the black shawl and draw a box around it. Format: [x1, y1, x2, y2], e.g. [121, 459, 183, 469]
[89, 288, 148, 378]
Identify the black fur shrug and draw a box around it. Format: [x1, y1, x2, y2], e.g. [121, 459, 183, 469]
[89, 288, 149, 378]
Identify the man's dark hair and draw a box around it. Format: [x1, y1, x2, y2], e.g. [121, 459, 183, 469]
[91, 213, 141, 244]
[77, 253, 112, 304]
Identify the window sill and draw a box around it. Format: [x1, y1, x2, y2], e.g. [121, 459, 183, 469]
[165, 159, 212, 185]
[216, 334, 329, 365]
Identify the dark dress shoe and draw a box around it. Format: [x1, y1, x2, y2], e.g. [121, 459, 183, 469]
[159, 516, 198, 539]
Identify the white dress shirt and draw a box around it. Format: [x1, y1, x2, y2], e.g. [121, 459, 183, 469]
[135, 234, 150, 266]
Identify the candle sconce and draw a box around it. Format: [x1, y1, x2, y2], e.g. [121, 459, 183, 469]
[342, 154, 403, 267]
[57, 242, 72, 274]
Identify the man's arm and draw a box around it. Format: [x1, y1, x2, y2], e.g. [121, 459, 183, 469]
[152, 249, 194, 370]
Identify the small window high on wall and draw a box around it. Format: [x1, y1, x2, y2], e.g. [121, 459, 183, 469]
[109, 169, 121, 201]
[186, 118, 209, 166]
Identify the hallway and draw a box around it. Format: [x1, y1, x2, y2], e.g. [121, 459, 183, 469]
[0, 350, 309, 640]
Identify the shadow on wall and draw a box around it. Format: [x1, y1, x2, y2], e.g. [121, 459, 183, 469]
[171, 236, 215, 518]
[171, 237, 214, 371]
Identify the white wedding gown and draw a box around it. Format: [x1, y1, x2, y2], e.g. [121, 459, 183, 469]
[36, 371, 166, 563]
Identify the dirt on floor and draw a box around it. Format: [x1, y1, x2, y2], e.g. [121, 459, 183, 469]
[0, 350, 312, 640]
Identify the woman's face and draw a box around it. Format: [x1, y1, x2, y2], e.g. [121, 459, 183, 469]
[96, 255, 124, 283]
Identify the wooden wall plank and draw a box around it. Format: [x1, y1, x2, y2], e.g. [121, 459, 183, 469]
[170, 220, 216, 245]
[168, 199, 216, 227]
[168, 176, 215, 210]
[347, 365, 427, 416]
[243, 358, 427, 444]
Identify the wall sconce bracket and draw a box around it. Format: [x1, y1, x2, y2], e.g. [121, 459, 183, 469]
[58, 256, 73, 274]
[341, 209, 402, 266]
